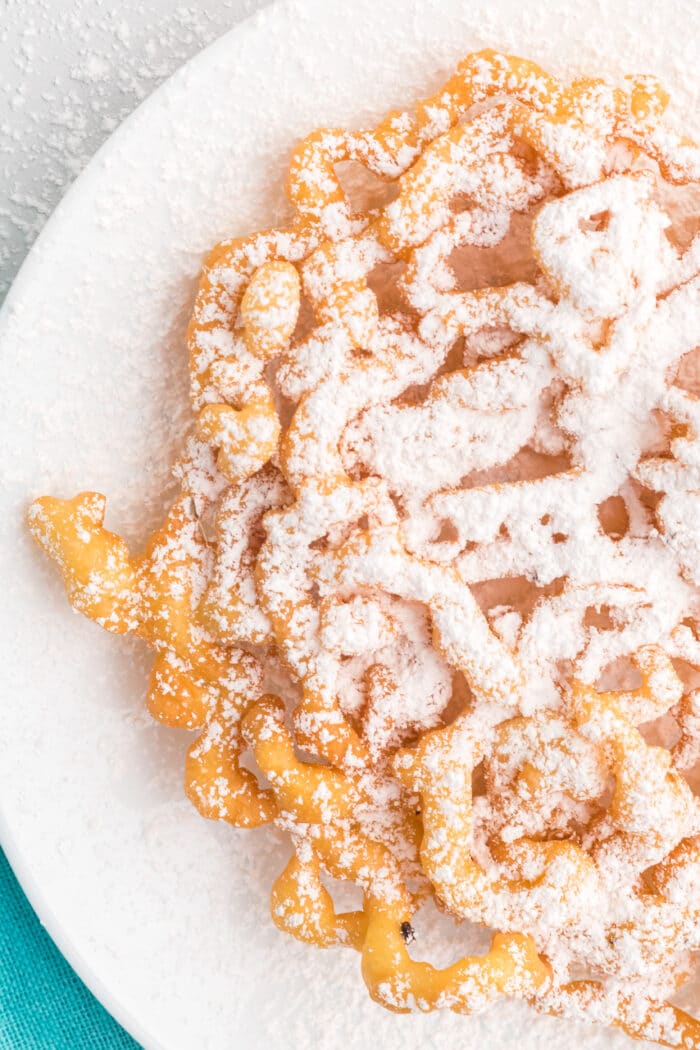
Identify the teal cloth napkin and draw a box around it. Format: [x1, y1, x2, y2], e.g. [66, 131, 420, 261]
[0, 849, 141, 1049]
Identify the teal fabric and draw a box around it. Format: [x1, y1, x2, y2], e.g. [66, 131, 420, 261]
[0, 849, 141, 1049]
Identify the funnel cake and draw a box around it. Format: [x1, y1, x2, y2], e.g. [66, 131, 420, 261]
[29, 51, 700, 1046]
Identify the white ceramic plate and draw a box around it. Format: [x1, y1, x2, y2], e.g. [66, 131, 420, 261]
[1, 1, 698, 1047]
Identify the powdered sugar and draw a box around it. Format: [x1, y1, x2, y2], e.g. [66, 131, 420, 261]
[3, 3, 700, 1050]
[155, 43, 700, 1045]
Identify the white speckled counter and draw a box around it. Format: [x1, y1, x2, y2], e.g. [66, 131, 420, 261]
[0, 0, 270, 302]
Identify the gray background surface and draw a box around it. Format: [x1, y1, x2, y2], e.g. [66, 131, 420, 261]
[0, 0, 271, 303]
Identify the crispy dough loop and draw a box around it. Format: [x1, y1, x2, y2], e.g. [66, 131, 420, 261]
[242, 696, 550, 1013]
[570, 665, 697, 880]
[28, 48, 700, 1039]
[541, 981, 700, 1049]
[28, 493, 139, 633]
[29, 494, 275, 828]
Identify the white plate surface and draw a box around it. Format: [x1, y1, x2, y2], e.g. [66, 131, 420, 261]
[1, 1, 698, 1048]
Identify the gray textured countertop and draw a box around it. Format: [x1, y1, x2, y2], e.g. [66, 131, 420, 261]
[0, 0, 270, 303]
